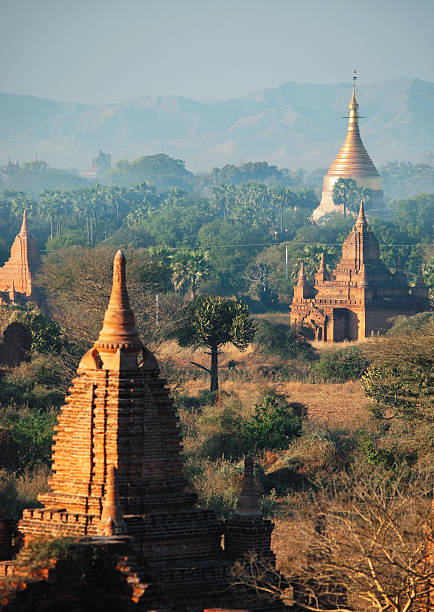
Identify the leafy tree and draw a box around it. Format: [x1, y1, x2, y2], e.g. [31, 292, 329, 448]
[253, 320, 316, 361]
[0, 407, 58, 473]
[198, 220, 265, 294]
[241, 393, 303, 451]
[361, 322, 433, 423]
[0, 159, 86, 197]
[172, 295, 256, 392]
[380, 160, 434, 199]
[104, 153, 194, 191]
[0, 305, 63, 355]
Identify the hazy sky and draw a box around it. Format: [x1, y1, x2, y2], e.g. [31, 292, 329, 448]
[1, 0, 433, 105]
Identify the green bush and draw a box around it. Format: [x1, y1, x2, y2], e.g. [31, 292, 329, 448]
[312, 345, 369, 382]
[386, 312, 433, 336]
[253, 320, 316, 361]
[197, 394, 247, 459]
[242, 393, 303, 452]
[0, 407, 57, 473]
[0, 305, 63, 355]
[358, 434, 416, 474]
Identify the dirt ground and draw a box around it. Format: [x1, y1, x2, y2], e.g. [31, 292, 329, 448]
[156, 341, 370, 432]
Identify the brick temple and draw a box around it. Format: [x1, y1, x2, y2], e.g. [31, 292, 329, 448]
[290, 201, 429, 342]
[0, 251, 284, 611]
[0, 212, 39, 306]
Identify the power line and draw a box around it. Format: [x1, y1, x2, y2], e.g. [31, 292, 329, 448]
[40, 240, 433, 252]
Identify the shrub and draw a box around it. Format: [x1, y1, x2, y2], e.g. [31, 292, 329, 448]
[0, 407, 57, 473]
[0, 466, 49, 519]
[196, 394, 247, 459]
[242, 393, 303, 452]
[0, 304, 63, 355]
[358, 434, 415, 473]
[312, 346, 369, 382]
[361, 326, 433, 423]
[185, 456, 242, 518]
[253, 320, 316, 361]
[386, 311, 433, 336]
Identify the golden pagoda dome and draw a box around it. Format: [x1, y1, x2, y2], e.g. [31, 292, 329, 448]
[312, 71, 384, 221]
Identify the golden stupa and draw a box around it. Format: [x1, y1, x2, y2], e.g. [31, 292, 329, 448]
[312, 72, 384, 221]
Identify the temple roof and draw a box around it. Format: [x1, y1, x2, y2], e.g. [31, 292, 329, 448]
[327, 81, 379, 179]
[95, 250, 142, 351]
[354, 199, 368, 231]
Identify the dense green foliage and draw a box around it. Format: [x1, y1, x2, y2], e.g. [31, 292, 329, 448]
[104, 154, 194, 191]
[242, 393, 303, 451]
[0, 160, 87, 197]
[253, 320, 316, 361]
[361, 323, 433, 422]
[172, 295, 256, 391]
[380, 160, 434, 199]
[313, 346, 370, 383]
[0, 407, 58, 473]
[1, 154, 432, 301]
[0, 305, 63, 355]
[332, 177, 372, 216]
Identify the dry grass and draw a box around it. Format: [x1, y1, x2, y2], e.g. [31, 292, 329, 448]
[157, 340, 370, 431]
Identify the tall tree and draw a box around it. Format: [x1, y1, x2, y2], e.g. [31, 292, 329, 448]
[172, 295, 256, 392]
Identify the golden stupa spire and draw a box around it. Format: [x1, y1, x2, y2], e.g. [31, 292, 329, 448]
[312, 71, 384, 221]
[326, 71, 379, 179]
[96, 250, 141, 350]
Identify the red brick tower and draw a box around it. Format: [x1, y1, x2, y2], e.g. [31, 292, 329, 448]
[16, 251, 281, 610]
[0, 212, 39, 304]
[225, 456, 275, 565]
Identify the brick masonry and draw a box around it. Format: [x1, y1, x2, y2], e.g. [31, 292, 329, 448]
[290, 201, 429, 342]
[0, 251, 287, 611]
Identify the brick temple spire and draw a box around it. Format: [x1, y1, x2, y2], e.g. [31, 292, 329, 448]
[96, 250, 141, 351]
[21, 250, 194, 529]
[20, 210, 28, 234]
[13, 251, 282, 611]
[100, 465, 126, 536]
[225, 455, 275, 564]
[354, 199, 368, 232]
[0, 211, 39, 300]
[297, 262, 307, 286]
[235, 455, 261, 517]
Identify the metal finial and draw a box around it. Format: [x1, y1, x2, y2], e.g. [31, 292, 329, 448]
[353, 69, 357, 93]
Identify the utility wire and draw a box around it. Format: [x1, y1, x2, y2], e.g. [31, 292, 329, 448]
[40, 241, 432, 252]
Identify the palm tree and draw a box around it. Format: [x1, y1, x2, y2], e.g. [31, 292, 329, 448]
[170, 249, 210, 299]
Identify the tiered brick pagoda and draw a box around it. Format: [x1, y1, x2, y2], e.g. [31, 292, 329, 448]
[1, 251, 283, 611]
[312, 72, 386, 221]
[0, 212, 39, 306]
[291, 201, 429, 342]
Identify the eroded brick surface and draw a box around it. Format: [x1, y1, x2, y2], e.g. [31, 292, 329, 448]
[291, 201, 429, 342]
[1, 251, 285, 611]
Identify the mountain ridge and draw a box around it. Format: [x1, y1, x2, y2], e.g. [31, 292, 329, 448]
[0, 78, 433, 172]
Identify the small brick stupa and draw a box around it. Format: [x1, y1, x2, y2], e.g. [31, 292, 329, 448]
[291, 201, 429, 342]
[0, 212, 39, 306]
[13, 251, 283, 611]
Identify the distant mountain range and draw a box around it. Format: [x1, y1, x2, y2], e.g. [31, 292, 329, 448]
[1, 78, 433, 172]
